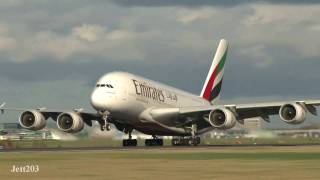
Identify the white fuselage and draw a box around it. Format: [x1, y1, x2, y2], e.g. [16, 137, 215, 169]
[90, 72, 211, 135]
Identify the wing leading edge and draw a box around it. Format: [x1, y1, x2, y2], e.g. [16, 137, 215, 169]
[178, 100, 320, 123]
[0, 103, 102, 127]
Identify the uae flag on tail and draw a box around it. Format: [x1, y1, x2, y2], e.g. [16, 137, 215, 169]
[200, 39, 228, 104]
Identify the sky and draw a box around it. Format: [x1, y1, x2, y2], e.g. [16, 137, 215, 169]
[1, 0, 320, 128]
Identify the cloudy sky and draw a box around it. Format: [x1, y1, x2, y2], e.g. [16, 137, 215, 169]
[1, 0, 320, 127]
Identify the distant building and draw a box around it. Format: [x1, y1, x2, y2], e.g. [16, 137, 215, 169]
[0, 123, 22, 130]
[0, 123, 53, 140]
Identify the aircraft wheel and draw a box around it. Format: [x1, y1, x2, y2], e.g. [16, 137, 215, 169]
[156, 139, 163, 146]
[171, 139, 178, 146]
[131, 139, 137, 146]
[172, 137, 184, 146]
[196, 137, 201, 145]
[145, 139, 151, 146]
[172, 137, 200, 146]
[188, 137, 201, 146]
[106, 124, 111, 131]
[145, 139, 163, 146]
[123, 139, 137, 147]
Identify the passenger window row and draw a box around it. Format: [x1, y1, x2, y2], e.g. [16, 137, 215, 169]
[96, 84, 114, 88]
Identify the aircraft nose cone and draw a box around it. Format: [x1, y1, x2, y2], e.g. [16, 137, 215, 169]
[90, 90, 105, 111]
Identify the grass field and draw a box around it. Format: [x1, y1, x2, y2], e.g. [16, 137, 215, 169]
[1, 146, 320, 180]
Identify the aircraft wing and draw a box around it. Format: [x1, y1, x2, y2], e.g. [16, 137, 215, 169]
[0, 103, 101, 126]
[179, 100, 320, 122]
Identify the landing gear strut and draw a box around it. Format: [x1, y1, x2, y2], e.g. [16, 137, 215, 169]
[100, 112, 111, 131]
[172, 124, 201, 146]
[122, 129, 137, 147]
[145, 135, 163, 146]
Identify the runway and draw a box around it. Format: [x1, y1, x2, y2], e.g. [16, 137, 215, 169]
[2, 144, 320, 152]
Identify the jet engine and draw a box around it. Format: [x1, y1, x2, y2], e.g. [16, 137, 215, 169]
[57, 112, 84, 133]
[19, 110, 46, 130]
[279, 103, 306, 124]
[208, 108, 237, 129]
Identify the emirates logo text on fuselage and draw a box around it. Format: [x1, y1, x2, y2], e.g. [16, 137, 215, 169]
[132, 79, 165, 102]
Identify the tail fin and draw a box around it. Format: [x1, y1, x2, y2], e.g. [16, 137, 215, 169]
[200, 39, 228, 104]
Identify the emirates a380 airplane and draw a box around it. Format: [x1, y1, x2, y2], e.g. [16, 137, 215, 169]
[1, 39, 320, 146]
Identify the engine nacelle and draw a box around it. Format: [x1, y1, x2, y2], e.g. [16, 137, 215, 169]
[19, 110, 46, 130]
[208, 108, 237, 129]
[57, 112, 84, 133]
[279, 103, 306, 124]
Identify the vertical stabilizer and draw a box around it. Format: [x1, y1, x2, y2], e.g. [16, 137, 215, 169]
[200, 39, 228, 104]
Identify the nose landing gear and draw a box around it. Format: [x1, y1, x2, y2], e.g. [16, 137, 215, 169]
[99, 112, 111, 131]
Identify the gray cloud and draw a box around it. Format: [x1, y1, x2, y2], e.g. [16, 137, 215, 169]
[111, 0, 320, 7]
[0, 1, 318, 99]
[1, 52, 320, 100]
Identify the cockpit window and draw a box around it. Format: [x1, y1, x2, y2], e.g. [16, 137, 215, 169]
[96, 83, 114, 88]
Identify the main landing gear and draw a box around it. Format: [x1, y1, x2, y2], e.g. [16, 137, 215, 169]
[122, 129, 137, 147]
[145, 135, 163, 146]
[172, 124, 201, 146]
[171, 136, 201, 146]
